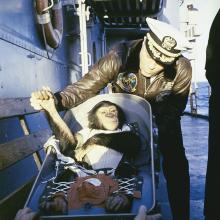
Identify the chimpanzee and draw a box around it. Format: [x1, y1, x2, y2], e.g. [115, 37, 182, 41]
[37, 90, 141, 215]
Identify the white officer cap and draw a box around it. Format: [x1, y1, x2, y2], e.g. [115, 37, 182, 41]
[145, 17, 192, 64]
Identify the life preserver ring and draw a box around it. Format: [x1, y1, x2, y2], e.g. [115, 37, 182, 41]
[35, 0, 63, 49]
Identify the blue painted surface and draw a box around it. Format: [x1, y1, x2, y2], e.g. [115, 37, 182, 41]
[0, 0, 79, 202]
[25, 112, 51, 133]
[0, 117, 24, 144]
[0, 157, 39, 199]
[0, 117, 41, 199]
[0, 116, 39, 199]
[0, 110, 53, 199]
[0, 0, 103, 209]
[0, 0, 82, 100]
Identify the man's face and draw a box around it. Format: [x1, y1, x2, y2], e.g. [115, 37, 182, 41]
[139, 38, 164, 77]
[96, 105, 119, 131]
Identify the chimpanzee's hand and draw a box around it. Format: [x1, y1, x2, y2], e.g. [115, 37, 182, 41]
[30, 86, 54, 110]
[105, 193, 131, 213]
[39, 194, 68, 215]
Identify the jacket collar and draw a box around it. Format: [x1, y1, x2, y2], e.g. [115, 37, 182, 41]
[121, 39, 143, 72]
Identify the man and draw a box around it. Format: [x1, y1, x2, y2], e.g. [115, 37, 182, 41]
[204, 9, 220, 220]
[31, 18, 192, 220]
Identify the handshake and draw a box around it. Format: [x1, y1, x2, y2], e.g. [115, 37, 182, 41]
[30, 87, 57, 114]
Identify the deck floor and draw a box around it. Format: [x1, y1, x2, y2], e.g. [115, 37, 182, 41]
[156, 115, 208, 220]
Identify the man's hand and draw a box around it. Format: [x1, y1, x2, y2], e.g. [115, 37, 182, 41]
[30, 86, 54, 110]
[14, 207, 39, 220]
[134, 205, 162, 220]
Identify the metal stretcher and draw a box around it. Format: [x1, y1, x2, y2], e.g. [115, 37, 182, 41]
[25, 93, 156, 219]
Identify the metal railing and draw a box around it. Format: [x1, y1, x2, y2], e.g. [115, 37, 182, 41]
[186, 84, 210, 119]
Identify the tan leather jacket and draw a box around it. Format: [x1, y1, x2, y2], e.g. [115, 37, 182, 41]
[55, 39, 192, 115]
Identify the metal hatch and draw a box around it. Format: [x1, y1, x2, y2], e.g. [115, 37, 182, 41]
[87, 0, 164, 28]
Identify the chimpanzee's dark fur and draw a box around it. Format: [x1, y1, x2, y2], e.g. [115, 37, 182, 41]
[82, 132, 141, 157]
[58, 101, 141, 158]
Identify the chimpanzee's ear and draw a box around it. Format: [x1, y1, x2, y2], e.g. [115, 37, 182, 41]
[88, 111, 103, 130]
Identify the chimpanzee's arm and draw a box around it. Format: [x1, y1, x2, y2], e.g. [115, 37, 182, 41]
[46, 112, 77, 156]
[40, 97, 77, 156]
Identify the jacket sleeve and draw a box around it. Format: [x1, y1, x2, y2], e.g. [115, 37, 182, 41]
[172, 57, 192, 96]
[54, 50, 122, 110]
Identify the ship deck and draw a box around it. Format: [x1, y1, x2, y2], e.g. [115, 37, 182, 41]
[157, 115, 208, 220]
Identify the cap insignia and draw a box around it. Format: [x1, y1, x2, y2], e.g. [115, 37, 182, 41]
[147, 33, 181, 58]
[162, 36, 177, 51]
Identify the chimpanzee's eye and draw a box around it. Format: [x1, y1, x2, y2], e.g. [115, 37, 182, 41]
[111, 110, 117, 114]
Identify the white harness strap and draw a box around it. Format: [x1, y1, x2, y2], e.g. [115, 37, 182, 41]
[44, 136, 96, 177]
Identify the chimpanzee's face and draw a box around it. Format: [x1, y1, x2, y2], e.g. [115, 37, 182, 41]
[96, 105, 119, 131]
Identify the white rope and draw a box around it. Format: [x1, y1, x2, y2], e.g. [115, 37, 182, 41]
[113, 177, 136, 195]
